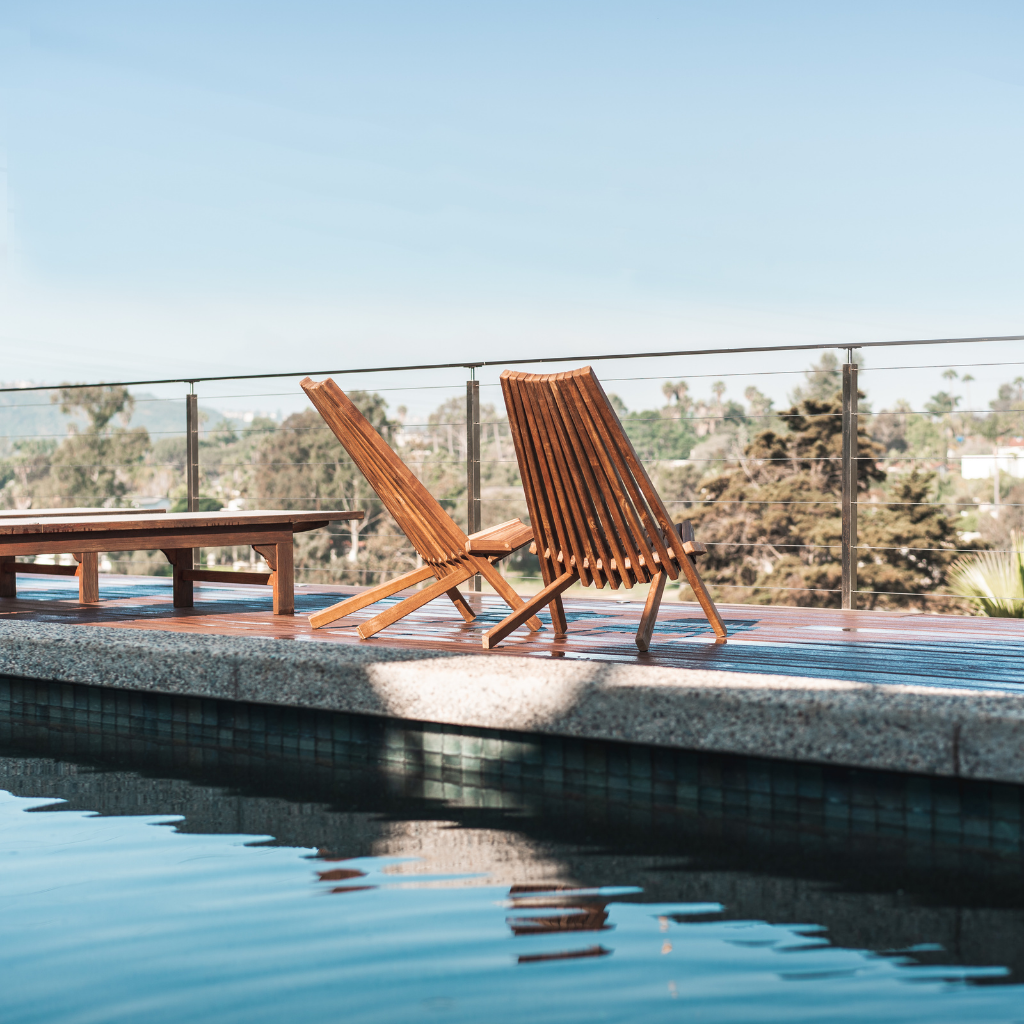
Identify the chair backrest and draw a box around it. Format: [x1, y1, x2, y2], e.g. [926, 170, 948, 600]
[301, 377, 467, 565]
[500, 366, 690, 590]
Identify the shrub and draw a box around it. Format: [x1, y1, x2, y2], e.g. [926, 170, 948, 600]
[947, 531, 1024, 617]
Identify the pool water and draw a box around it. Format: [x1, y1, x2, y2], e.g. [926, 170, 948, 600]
[1, 790, 1021, 1024]
[1, 784, 1022, 1022]
[2, 680, 1024, 1023]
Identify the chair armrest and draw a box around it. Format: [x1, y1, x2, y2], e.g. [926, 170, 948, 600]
[675, 520, 707, 555]
[465, 518, 533, 555]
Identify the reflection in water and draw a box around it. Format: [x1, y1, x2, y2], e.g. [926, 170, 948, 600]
[315, 853, 375, 893]
[2, 680, 1024, 1021]
[506, 886, 614, 964]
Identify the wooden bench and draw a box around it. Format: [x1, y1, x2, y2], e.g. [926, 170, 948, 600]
[0, 508, 166, 603]
[0, 509, 362, 613]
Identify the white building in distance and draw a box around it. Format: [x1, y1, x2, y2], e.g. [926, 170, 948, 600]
[961, 445, 1024, 480]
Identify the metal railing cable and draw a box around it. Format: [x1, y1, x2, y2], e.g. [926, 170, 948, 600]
[1, 329, 1021, 395]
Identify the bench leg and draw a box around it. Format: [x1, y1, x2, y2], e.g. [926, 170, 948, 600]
[273, 538, 294, 615]
[0, 557, 15, 598]
[74, 552, 100, 605]
[162, 548, 194, 608]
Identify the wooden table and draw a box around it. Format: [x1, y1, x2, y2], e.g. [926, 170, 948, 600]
[0, 510, 362, 614]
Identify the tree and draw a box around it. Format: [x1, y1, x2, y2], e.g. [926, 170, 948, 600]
[620, 406, 698, 462]
[744, 386, 773, 419]
[789, 352, 842, 404]
[47, 386, 150, 506]
[1, 439, 57, 509]
[925, 390, 960, 416]
[682, 392, 959, 609]
[253, 393, 393, 581]
[926, 379, 962, 467]
[871, 399, 912, 454]
[662, 380, 691, 410]
[987, 377, 1024, 441]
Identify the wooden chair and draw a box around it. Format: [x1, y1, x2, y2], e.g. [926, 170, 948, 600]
[301, 376, 542, 638]
[483, 366, 727, 651]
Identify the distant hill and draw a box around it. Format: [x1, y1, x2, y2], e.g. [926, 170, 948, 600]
[0, 388, 242, 443]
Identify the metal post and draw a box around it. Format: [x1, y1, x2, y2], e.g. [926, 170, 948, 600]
[186, 386, 199, 570]
[466, 369, 481, 592]
[841, 353, 858, 610]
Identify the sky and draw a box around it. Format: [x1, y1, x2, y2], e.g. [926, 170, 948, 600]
[0, 1, 1023, 419]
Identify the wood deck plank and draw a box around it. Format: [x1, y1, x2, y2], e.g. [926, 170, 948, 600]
[1, 574, 1022, 693]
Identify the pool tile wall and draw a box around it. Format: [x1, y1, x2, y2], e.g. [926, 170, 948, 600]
[1, 674, 1022, 863]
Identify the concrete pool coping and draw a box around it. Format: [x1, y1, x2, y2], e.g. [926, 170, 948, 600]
[1, 619, 1022, 785]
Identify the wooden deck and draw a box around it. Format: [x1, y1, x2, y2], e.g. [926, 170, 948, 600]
[2, 574, 1023, 693]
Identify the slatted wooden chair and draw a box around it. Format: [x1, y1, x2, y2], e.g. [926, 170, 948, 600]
[301, 376, 542, 639]
[484, 365, 727, 651]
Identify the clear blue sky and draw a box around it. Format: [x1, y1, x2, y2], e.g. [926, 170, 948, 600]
[1, 1, 1022, 415]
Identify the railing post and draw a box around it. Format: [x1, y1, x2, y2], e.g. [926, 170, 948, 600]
[841, 352, 858, 610]
[466, 369, 481, 592]
[186, 385, 199, 569]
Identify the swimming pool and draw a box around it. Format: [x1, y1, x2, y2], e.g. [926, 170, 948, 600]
[2, 679, 1023, 1023]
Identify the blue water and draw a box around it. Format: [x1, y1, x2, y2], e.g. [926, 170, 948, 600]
[1, 787, 1022, 1024]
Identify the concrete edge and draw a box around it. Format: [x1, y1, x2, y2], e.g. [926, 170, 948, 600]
[1, 620, 1022, 785]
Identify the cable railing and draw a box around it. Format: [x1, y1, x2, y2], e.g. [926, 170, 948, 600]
[1, 333, 1023, 611]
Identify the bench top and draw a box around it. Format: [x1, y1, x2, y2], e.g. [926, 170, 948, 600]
[0, 507, 166, 518]
[0, 509, 362, 537]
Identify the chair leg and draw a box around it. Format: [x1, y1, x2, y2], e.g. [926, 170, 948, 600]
[308, 564, 435, 628]
[358, 564, 475, 639]
[635, 571, 667, 652]
[471, 556, 543, 631]
[445, 587, 476, 622]
[677, 554, 728, 639]
[482, 571, 577, 650]
[435, 564, 476, 623]
[549, 594, 568, 636]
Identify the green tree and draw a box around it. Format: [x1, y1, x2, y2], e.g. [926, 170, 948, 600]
[620, 407, 698, 462]
[925, 379, 961, 467]
[604, 390, 699, 462]
[871, 399, 912, 454]
[683, 393, 958, 609]
[253, 394, 392, 581]
[1, 439, 57, 508]
[47, 386, 150, 506]
[987, 377, 1024, 441]
[789, 352, 843, 404]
